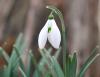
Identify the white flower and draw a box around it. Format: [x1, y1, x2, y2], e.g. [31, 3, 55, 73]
[38, 18, 61, 49]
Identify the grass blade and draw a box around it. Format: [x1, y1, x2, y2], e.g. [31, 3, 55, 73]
[71, 51, 77, 77]
[0, 47, 9, 63]
[19, 67, 27, 77]
[5, 33, 25, 77]
[78, 46, 100, 77]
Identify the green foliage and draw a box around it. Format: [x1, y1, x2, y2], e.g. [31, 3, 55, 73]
[66, 51, 77, 77]
[0, 6, 99, 77]
[0, 34, 99, 77]
[77, 46, 100, 77]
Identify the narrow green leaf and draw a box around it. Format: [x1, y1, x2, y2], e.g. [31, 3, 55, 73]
[19, 67, 27, 77]
[52, 56, 64, 77]
[70, 51, 77, 77]
[66, 51, 77, 77]
[5, 33, 24, 77]
[39, 49, 57, 77]
[0, 67, 6, 77]
[66, 55, 71, 77]
[44, 71, 52, 77]
[0, 47, 9, 63]
[13, 46, 25, 72]
[29, 50, 37, 67]
[54, 47, 61, 59]
[33, 48, 52, 77]
[26, 50, 32, 77]
[78, 47, 100, 77]
[41, 49, 64, 77]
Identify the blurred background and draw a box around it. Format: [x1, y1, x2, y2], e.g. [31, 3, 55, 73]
[0, 0, 100, 77]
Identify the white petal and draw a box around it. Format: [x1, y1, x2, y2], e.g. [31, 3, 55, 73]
[38, 21, 49, 49]
[48, 19, 61, 49]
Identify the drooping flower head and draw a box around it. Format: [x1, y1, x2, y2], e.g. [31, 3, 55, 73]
[38, 14, 61, 49]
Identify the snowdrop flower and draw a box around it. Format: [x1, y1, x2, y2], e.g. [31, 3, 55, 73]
[38, 16, 61, 49]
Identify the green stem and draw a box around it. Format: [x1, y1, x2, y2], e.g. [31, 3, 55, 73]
[46, 5, 67, 76]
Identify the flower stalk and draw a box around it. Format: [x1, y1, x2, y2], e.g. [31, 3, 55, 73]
[46, 5, 67, 76]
